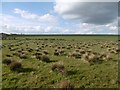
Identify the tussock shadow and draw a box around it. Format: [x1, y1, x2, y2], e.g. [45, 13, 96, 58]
[112, 60, 118, 62]
[47, 60, 58, 63]
[67, 70, 78, 75]
[16, 67, 35, 73]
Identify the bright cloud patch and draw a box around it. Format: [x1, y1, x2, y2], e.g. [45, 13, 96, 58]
[1, 14, 58, 34]
[14, 8, 57, 24]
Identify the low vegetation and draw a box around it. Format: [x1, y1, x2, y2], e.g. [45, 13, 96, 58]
[2, 35, 119, 88]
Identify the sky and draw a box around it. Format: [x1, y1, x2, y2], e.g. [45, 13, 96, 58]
[1, 1, 118, 34]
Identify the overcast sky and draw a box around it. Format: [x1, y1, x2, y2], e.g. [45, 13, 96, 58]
[1, 1, 118, 34]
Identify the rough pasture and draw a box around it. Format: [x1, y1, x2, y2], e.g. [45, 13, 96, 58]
[2, 35, 119, 88]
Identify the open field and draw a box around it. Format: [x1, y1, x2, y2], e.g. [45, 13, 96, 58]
[1, 35, 119, 88]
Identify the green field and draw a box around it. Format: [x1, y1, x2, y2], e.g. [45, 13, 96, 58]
[1, 35, 119, 88]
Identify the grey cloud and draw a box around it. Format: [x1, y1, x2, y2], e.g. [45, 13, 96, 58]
[118, 2, 120, 16]
[118, 2, 120, 27]
[55, 2, 118, 25]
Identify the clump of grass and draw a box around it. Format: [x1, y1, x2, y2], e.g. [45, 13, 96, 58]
[79, 49, 85, 54]
[51, 63, 64, 71]
[54, 51, 59, 56]
[33, 52, 42, 60]
[43, 50, 49, 55]
[116, 48, 120, 53]
[100, 53, 112, 61]
[59, 80, 74, 89]
[28, 48, 33, 52]
[82, 52, 101, 65]
[34, 52, 42, 56]
[2, 58, 12, 65]
[66, 46, 71, 49]
[75, 49, 79, 52]
[12, 51, 19, 56]
[9, 61, 22, 71]
[36, 55, 42, 60]
[59, 49, 65, 55]
[69, 51, 81, 59]
[6, 54, 12, 57]
[19, 54, 27, 59]
[41, 55, 50, 62]
[106, 54, 112, 60]
[51, 63, 67, 75]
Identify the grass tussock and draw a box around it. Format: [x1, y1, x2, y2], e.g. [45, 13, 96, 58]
[9, 61, 22, 71]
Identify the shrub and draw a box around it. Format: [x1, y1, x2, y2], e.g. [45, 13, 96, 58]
[3, 58, 12, 65]
[9, 62, 22, 71]
[41, 55, 50, 62]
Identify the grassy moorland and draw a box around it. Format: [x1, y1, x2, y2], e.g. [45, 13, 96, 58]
[1, 35, 119, 88]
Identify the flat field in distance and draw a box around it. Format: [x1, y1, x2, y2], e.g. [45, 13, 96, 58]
[2, 35, 119, 88]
